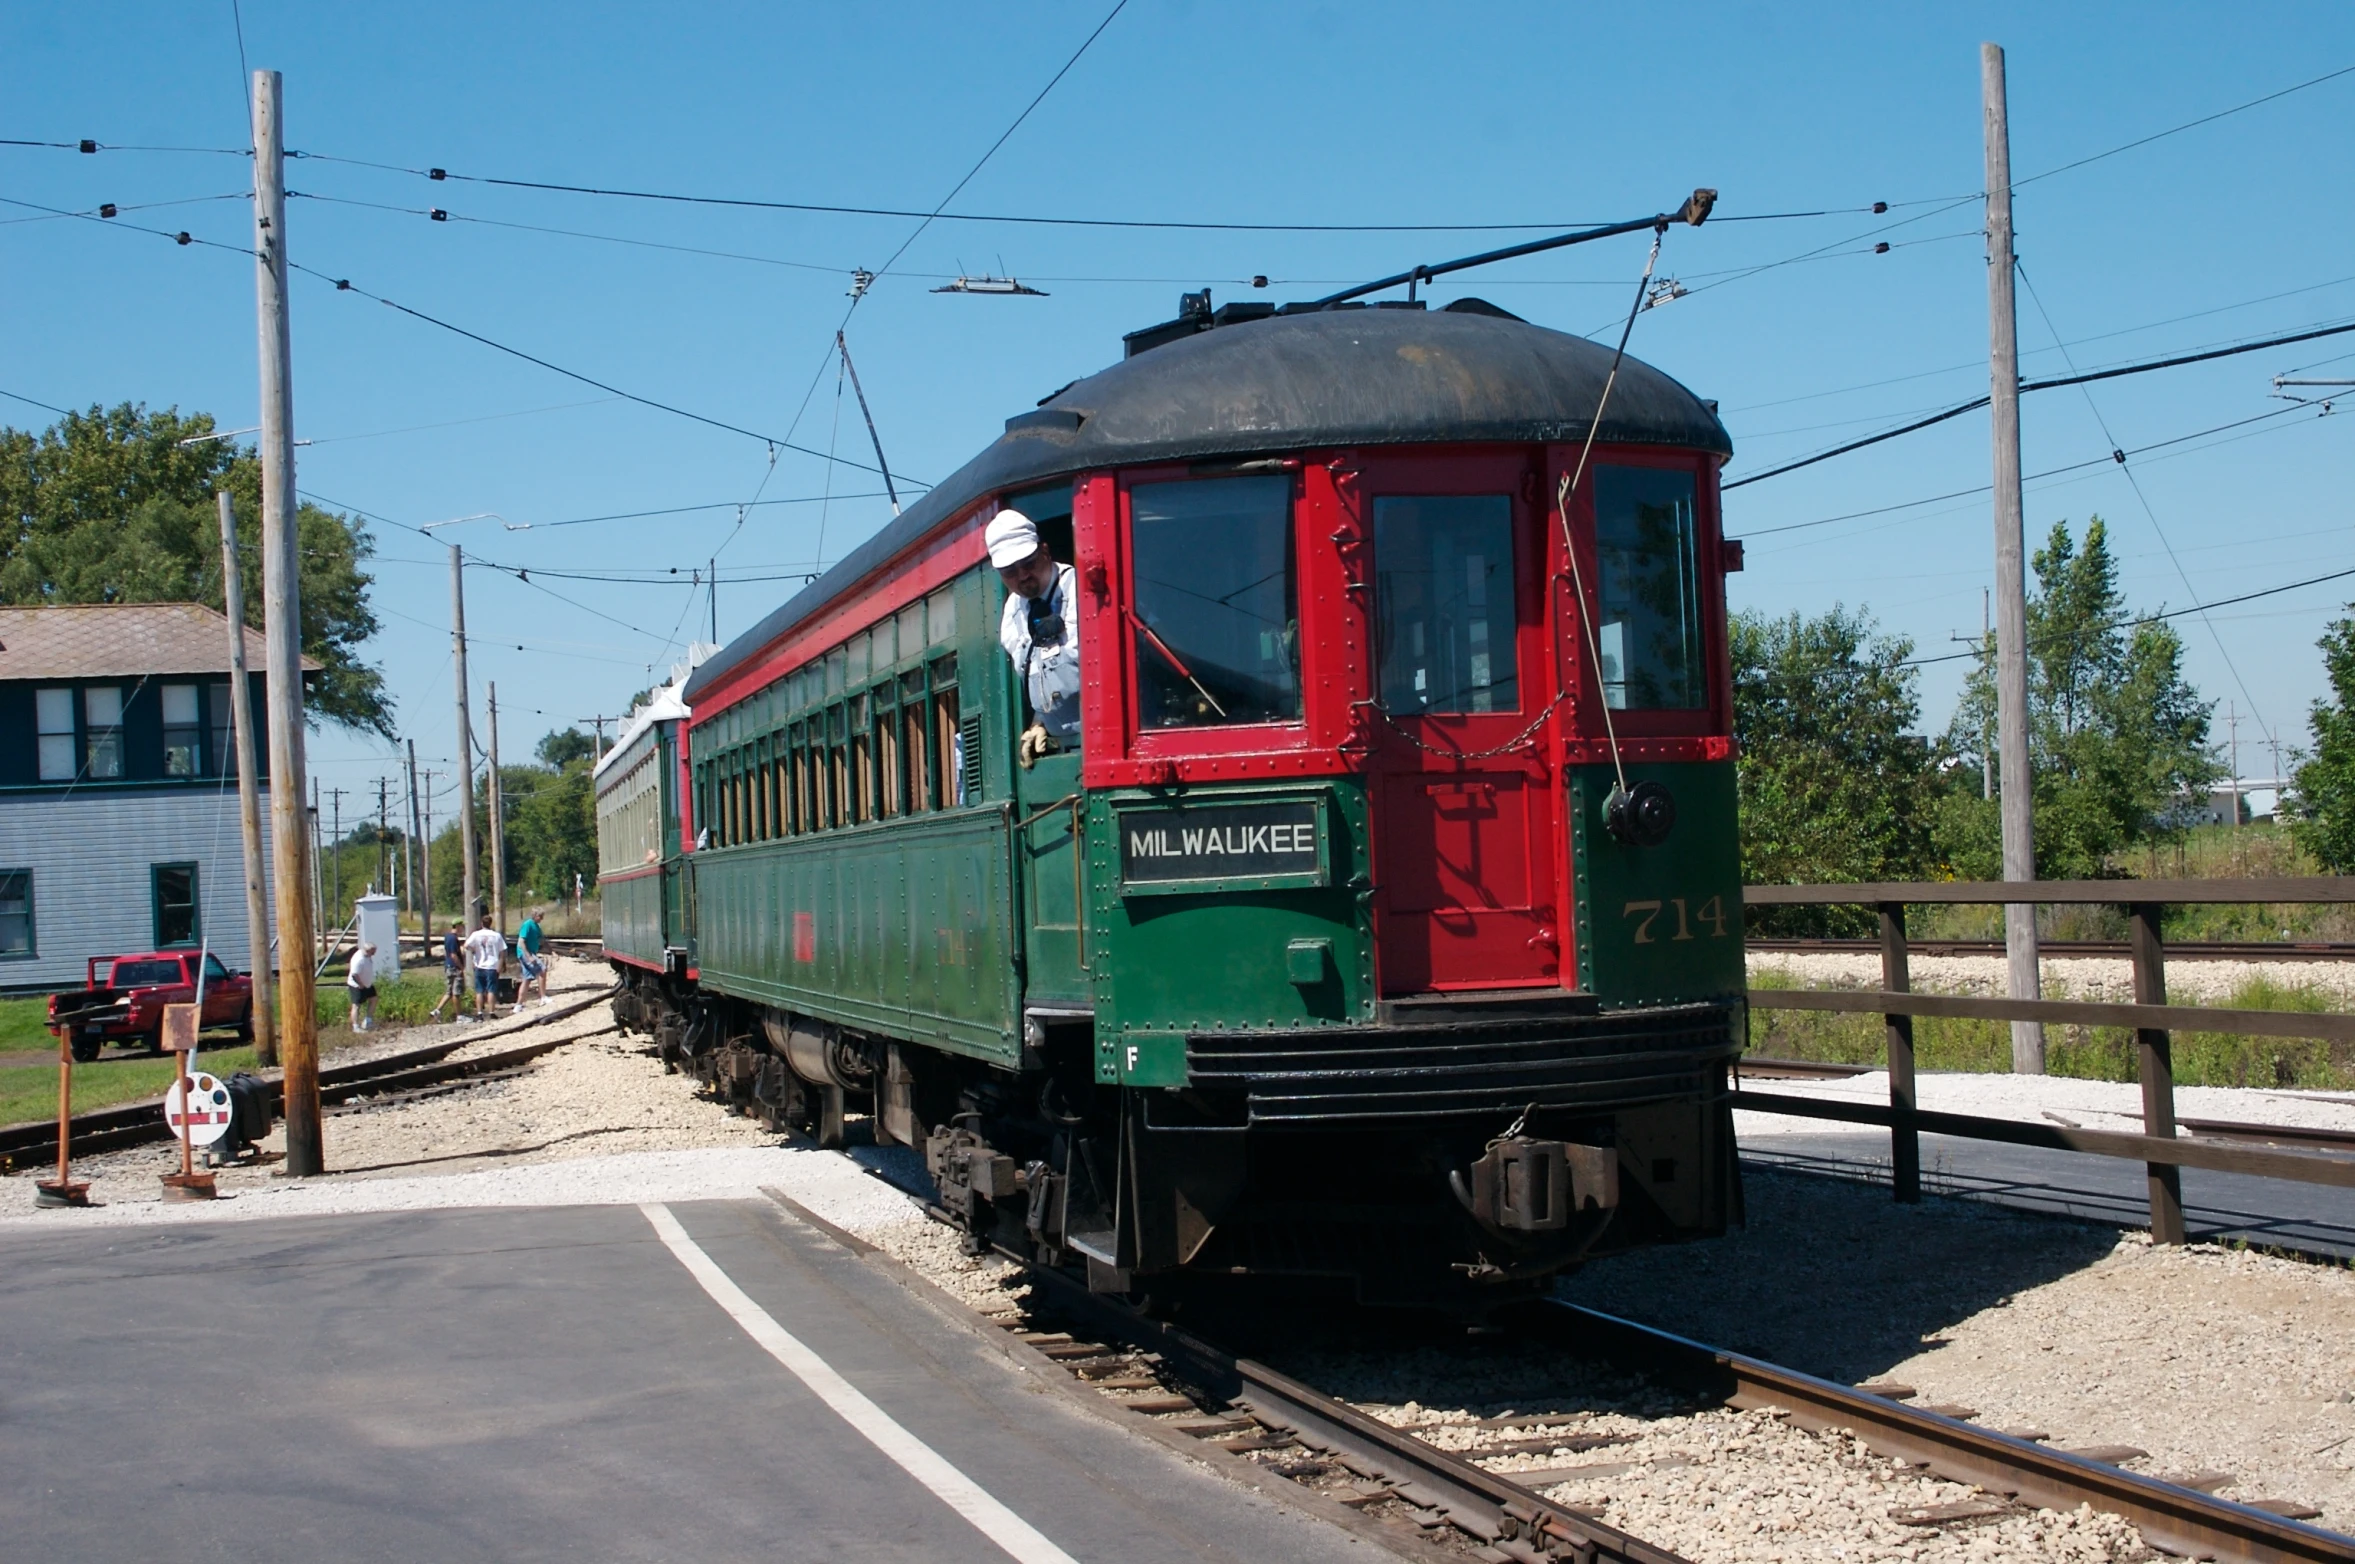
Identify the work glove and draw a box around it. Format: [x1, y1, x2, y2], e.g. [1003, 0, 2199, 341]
[1018, 722, 1056, 768]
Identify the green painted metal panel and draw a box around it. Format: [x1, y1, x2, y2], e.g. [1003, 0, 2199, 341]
[1567, 760, 1745, 1007]
[600, 867, 668, 968]
[689, 807, 1019, 1064]
[1016, 749, 1088, 1007]
[1087, 780, 1375, 1087]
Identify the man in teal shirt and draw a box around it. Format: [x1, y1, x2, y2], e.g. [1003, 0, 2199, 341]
[516, 913, 549, 1006]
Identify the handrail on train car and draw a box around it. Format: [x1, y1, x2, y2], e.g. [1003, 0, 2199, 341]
[1733, 878, 2355, 1239]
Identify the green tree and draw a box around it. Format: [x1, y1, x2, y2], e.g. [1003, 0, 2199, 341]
[1732, 606, 1939, 932]
[2290, 610, 2355, 871]
[536, 727, 596, 768]
[0, 403, 391, 734]
[1940, 518, 2217, 878]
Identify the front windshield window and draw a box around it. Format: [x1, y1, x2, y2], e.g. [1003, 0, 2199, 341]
[1129, 476, 1300, 727]
[1593, 466, 1706, 710]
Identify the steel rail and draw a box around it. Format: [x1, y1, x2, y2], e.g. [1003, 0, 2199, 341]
[1022, 1263, 1693, 1564]
[1516, 1301, 2355, 1564]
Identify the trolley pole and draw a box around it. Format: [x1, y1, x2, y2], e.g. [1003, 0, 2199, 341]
[420, 768, 436, 922]
[488, 681, 506, 934]
[251, 66, 321, 1172]
[451, 545, 482, 923]
[216, 490, 277, 1069]
[1983, 41, 2043, 1074]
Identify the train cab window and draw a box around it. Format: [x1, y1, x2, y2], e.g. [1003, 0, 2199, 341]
[929, 655, 962, 807]
[1129, 476, 1300, 728]
[1593, 466, 1707, 710]
[1372, 495, 1518, 715]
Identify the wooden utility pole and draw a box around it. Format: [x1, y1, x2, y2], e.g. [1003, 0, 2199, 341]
[1983, 42, 2043, 1075]
[451, 544, 481, 923]
[251, 67, 321, 1173]
[376, 776, 392, 892]
[488, 681, 506, 934]
[420, 768, 436, 922]
[216, 491, 277, 1068]
[406, 739, 423, 928]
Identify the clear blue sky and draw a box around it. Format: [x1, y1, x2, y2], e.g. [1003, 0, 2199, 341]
[8, 1, 2353, 820]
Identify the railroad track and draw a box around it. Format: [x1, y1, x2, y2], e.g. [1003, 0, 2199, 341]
[983, 1261, 2355, 1564]
[0, 987, 616, 1171]
[1750, 936, 2355, 962]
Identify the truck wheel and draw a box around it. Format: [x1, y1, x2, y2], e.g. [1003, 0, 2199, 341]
[235, 1004, 255, 1042]
[142, 1031, 164, 1057]
[70, 1036, 100, 1064]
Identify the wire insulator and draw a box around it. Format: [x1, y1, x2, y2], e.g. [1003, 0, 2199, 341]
[78, 139, 96, 154]
[97, 203, 117, 218]
[174, 231, 191, 245]
[428, 168, 446, 180]
[1874, 241, 1890, 253]
[1873, 201, 1888, 213]
[429, 208, 447, 222]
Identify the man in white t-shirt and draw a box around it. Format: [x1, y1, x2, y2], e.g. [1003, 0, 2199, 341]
[345, 943, 378, 1032]
[988, 508, 1080, 766]
[462, 915, 507, 1019]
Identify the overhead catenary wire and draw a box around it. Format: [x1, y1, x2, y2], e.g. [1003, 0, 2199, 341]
[1722, 315, 2355, 489]
[277, 144, 1889, 234]
[1900, 560, 2355, 668]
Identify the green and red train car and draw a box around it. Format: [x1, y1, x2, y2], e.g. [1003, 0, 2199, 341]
[597, 295, 1746, 1306]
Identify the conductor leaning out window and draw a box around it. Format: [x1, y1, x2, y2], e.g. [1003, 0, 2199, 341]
[988, 507, 1080, 767]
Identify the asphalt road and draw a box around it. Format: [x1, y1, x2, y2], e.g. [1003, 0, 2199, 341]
[0, 1200, 1390, 1564]
[1743, 1129, 2355, 1259]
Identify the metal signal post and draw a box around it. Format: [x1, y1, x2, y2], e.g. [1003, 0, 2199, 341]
[251, 68, 323, 1171]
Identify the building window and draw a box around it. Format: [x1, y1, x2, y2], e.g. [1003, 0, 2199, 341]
[84, 686, 125, 779]
[152, 862, 200, 947]
[0, 870, 31, 958]
[36, 688, 75, 781]
[209, 681, 237, 776]
[163, 684, 203, 777]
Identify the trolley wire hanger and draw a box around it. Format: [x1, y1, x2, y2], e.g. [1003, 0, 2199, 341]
[1312, 188, 1716, 307]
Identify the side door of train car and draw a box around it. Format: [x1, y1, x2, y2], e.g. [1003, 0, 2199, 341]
[1357, 452, 1564, 993]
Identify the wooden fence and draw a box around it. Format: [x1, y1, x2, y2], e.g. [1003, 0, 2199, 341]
[1738, 879, 2355, 1241]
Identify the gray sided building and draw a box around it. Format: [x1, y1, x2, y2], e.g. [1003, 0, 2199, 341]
[0, 603, 312, 994]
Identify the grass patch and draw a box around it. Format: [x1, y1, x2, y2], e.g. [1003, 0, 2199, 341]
[0, 1046, 263, 1127]
[1746, 967, 2355, 1088]
[314, 972, 444, 1031]
[0, 996, 54, 1053]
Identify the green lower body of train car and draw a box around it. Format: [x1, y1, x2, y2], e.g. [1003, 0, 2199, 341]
[609, 759, 1747, 1309]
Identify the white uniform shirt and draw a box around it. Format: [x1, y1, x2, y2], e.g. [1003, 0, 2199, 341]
[346, 951, 375, 990]
[998, 562, 1082, 743]
[464, 927, 506, 971]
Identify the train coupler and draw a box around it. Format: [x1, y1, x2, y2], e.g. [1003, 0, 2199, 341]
[1452, 1137, 1618, 1236]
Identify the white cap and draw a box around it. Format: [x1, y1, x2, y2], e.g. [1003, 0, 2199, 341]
[985, 508, 1041, 569]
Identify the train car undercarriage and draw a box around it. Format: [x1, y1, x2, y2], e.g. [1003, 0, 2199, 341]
[613, 966, 1743, 1311]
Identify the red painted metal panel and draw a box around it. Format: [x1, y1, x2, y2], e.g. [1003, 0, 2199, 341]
[608, 949, 664, 974]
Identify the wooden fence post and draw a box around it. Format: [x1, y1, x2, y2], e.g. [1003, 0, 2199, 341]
[2129, 902, 2186, 1243]
[1880, 902, 1920, 1203]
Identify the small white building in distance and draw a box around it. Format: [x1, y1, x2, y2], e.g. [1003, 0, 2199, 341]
[0, 603, 315, 994]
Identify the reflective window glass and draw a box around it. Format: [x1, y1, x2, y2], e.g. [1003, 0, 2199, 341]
[1593, 467, 1706, 710]
[162, 684, 202, 777]
[84, 687, 123, 779]
[35, 688, 74, 782]
[1128, 476, 1299, 728]
[1373, 495, 1517, 715]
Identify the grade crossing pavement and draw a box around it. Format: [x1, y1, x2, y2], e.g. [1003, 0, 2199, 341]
[0, 1200, 1393, 1564]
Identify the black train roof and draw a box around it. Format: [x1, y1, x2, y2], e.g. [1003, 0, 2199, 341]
[685, 300, 1729, 705]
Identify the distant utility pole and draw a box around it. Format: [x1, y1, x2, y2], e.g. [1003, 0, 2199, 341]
[488, 681, 507, 934]
[420, 768, 436, 922]
[2226, 703, 2242, 828]
[252, 66, 321, 1174]
[376, 775, 392, 892]
[1983, 42, 2043, 1074]
[216, 490, 276, 1068]
[327, 787, 345, 926]
[405, 739, 422, 927]
[451, 545, 481, 923]
[709, 555, 719, 646]
[584, 714, 616, 766]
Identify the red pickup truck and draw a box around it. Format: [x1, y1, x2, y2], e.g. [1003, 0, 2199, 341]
[48, 951, 256, 1062]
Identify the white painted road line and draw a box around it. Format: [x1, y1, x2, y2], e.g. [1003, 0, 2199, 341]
[640, 1203, 1081, 1564]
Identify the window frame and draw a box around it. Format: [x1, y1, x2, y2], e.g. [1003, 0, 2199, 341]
[151, 861, 200, 948]
[0, 868, 32, 960]
[35, 686, 77, 782]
